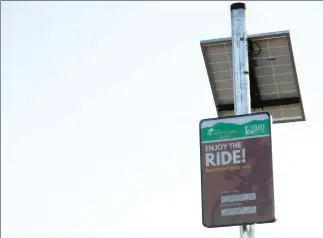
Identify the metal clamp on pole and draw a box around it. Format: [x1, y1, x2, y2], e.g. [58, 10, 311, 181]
[230, 2, 255, 238]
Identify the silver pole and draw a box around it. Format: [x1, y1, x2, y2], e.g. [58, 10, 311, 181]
[230, 2, 254, 238]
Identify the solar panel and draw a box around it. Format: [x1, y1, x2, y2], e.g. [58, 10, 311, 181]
[200, 30, 305, 124]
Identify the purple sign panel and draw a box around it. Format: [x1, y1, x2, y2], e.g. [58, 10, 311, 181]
[199, 113, 276, 228]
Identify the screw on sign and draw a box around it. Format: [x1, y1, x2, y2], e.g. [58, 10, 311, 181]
[199, 113, 276, 228]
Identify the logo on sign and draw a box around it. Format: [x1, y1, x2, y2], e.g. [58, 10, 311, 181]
[245, 124, 266, 135]
[207, 128, 215, 136]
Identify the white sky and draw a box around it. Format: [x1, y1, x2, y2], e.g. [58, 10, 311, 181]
[2, 1, 323, 237]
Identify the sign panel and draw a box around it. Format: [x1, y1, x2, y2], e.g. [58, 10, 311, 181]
[199, 112, 276, 228]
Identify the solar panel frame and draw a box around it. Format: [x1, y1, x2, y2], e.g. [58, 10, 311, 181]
[200, 30, 306, 124]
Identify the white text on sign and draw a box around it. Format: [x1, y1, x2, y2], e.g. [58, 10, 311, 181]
[205, 142, 247, 167]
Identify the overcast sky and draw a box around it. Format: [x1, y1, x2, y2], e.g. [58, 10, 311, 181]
[2, 1, 323, 237]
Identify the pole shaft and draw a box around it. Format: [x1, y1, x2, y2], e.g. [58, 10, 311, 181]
[230, 3, 254, 238]
[231, 3, 251, 116]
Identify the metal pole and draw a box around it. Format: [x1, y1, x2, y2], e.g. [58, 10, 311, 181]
[230, 2, 254, 238]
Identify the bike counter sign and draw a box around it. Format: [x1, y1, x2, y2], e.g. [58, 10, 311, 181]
[199, 112, 276, 228]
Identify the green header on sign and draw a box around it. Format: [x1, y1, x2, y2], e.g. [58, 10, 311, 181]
[200, 117, 270, 143]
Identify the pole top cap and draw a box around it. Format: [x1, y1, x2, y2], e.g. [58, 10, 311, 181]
[230, 2, 246, 11]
